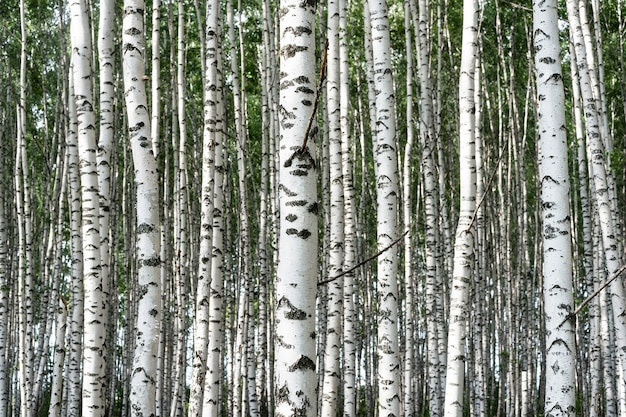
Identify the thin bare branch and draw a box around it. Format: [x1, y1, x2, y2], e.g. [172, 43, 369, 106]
[317, 230, 409, 287]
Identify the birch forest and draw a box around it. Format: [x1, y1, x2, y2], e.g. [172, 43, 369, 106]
[2, 0, 626, 415]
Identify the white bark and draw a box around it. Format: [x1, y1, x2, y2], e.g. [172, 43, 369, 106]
[402, 2, 415, 415]
[321, 0, 344, 413]
[66, 71, 85, 417]
[0, 142, 7, 417]
[97, 0, 114, 408]
[534, 1, 576, 415]
[256, 0, 273, 410]
[201, 1, 226, 415]
[566, 0, 626, 402]
[411, 0, 445, 413]
[49, 298, 68, 417]
[122, 0, 162, 414]
[151, 0, 161, 158]
[443, 0, 479, 416]
[366, 0, 401, 415]
[69, 0, 105, 413]
[16, 1, 35, 414]
[188, 27, 215, 414]
[340, 0, 357, 413]
[275, 0, 318, 415]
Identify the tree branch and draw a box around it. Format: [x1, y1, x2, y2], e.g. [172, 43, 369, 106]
[300, 39, 329, 152]
[284, 40, 329, 169]
[466, 146, 507, 233]
[558, 264, 626, 329]
[317, 230, 409, 287]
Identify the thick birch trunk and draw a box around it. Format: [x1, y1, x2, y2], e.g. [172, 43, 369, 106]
[97, 0, 115, 408]
[566, 0, 626, 403]
[275, 0, 318, 415]
[366, 0, 401, 415]
[69, 0, 106, 413]
[122, 0, 162, 414]
[534, 1, 577, 415]
[201, 1, 226, 415]
[443, 1, 478, 416]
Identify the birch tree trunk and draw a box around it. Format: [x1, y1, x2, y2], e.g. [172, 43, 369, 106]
[169, 2, 190, 415]
[122, 0, 162, 414]
[412, 0, 445, 413]
[534, 1, 576, 415]
[566, 0, 626, 403]
[97, 0, 115, 407]
[275, 0, 318, 415]
[66, 71, 85, 417]
[201, 1, 226, 415]
[0, 137, 7, 417]
[321, 0, 344, 412]
[69, 0, 106, 413]
[16, 0, 35, 414]
[402, 4, 415, 415]
[340, 0, 357, 412]
[443, 0, 479, 415]
[366, 0, 401, 415]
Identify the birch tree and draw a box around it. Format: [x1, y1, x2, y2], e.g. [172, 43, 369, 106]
[366, 0, 401, 415]
[340, 0, 357, 413]
[69, 0, 107, 412]
[566, 0, 626, 402]
[321, 0, 344, 412]
[0, 139, 7, 417]
[16, 0, 35, 414]
[201, 1, 226, 415]
[443, 0, 479, 416]
[122, 0, 162, 414]
[411, 0, 445, 413]
[534, 0, 576, 415]
[66, 69, 85, 417]
[275, 0, 318, 415]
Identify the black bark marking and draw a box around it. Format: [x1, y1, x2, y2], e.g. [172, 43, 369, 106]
[295, 86, 315, 95]
[142, 256, 160, 267]
[534, 28, 549, 40]
[297, 229, 311, 239]
[288, 355, 316, 372]
[125, 27, 142, 36]
[295, 75, 310, 84]
[277, 296, 307, 320]
[540, 56, 556, 65]
[285, 26, 313, 36]
[285, 214, 298, 222]
[286, 200, 307, 207]
[546, 73, 563, 83]
[276, 383, 289, 404]
[282, 44, 307, 58]
[279, 184, 298, 197]
[137, 223, 155, 233]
